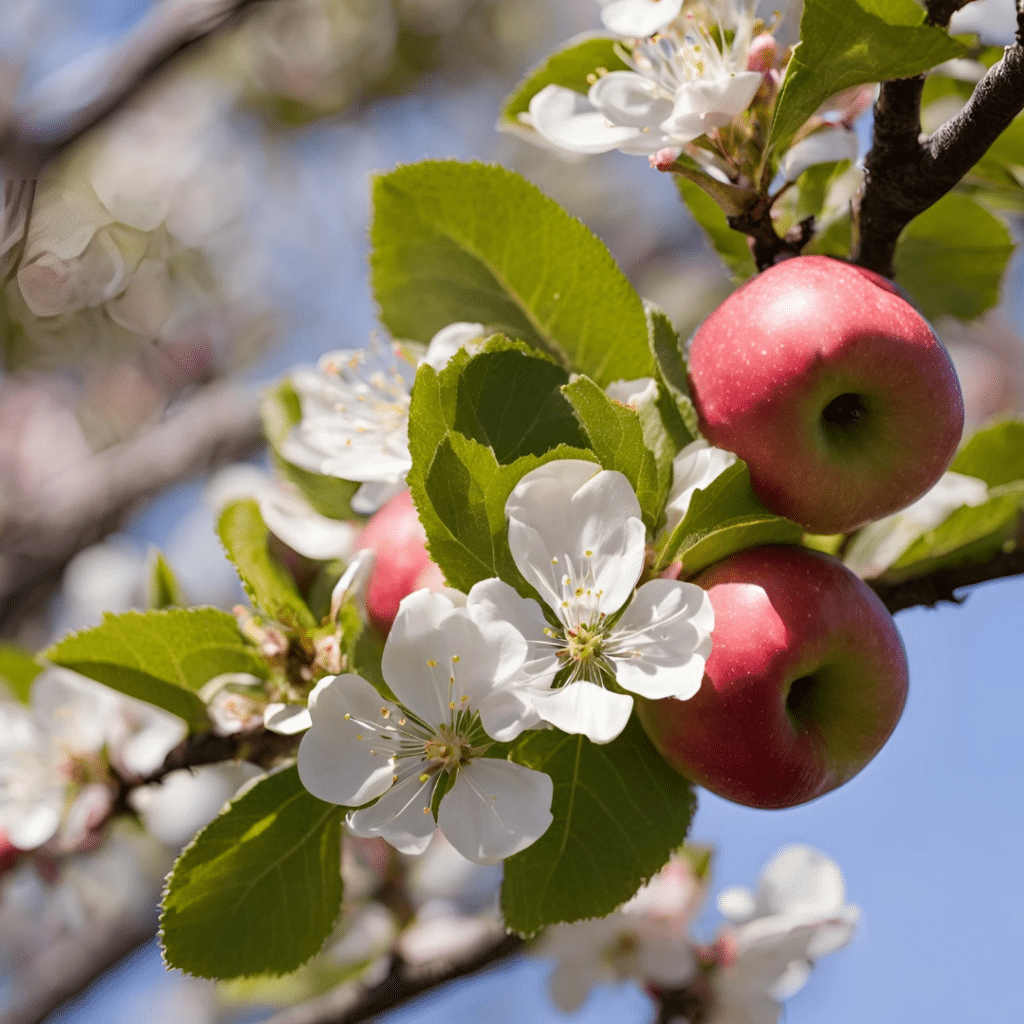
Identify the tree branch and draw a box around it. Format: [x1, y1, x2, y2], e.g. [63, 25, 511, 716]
[854, 1, 1024, 275]
[0, 382, 264, 640]
[0, 0, 269, 179]
[263, 933, 525, 1024]
[0, 906, 158, 1024]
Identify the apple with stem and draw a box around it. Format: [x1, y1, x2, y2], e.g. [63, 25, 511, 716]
[687, 255, 964, 535]
[636, 545, 908, 809]
[356, 489, 444, 636]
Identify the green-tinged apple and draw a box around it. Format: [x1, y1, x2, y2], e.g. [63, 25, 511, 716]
[357, 489, 444, 635]
[636, 545, 908, 809]
[687, 255, 964, 534]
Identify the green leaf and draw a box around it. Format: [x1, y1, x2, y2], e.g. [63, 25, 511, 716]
[952, 419, 1024, 486]
[805, 211, 852, 258]
[500, 34, 630, 125]
[893, 192, 1013, 321]
[501, 717, 697, 936]
[655, 462, 802, 574]
[675, 176, 756, 282]
[45, 608, 266, 729]
[161, 766, 343, 979]
[147, 550, 184, 610]
[407, 352, 595, 594]
[218, 500, 317, 631]
[371, 161, 653, 387]
[0, 644, 42, 702]
[453, 340, 586, 462]
[792, 160, 852, 223]
[769, 0, 966, 156]
[419, 433, 594, 595]
[645, 303, 699, 442]
[261, 380, 362, 521]
[562, 376, 662, 529]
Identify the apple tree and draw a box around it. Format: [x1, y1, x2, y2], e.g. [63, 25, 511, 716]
[2, 2, 1024, 1023]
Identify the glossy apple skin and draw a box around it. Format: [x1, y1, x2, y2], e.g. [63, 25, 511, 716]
[688, 255, 964, 534]
[356, 490, 444, 635]
[636, 545, 908, 809]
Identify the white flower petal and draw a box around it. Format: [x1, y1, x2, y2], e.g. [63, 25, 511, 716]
[718, 884, 758, 923]
[297, 674, 399, 807]
[422, 322, 486, 371]
[351, 478, 410, 516]
[383, 588, 530, 728]
[531, 682, 634, 744]
[601, 0, 683, 38]
[756, 845, 847, 919]
[604, 377, 657, 409]
[329, 548, 376, 622]
[528, 84, 647, 155]
[437, 759, 553, 864]
[347, 771, 437, 855]
[549, 957, 606, 1012]
[476, 687, 543, 743]
[781, 126, 859, 181]
[259, 485, 358, 561]
[263, 702, 312, 735]
[608, 579, 713, 699]
[466, 577, 560, 686]
[663, 439, 737, 536]
[589, 72, 674, 128]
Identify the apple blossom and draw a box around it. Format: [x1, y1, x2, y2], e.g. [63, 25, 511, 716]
[0, 701, 68, 851]
[536, 856, 701, 1012]
[844, 471, 990, 579]
[470, 460, 714, 744]
[709, 846, 860, 1023]
[282, 323, 486, 514]
[297, 587, 553, 864]
[527, 1, 762, 156]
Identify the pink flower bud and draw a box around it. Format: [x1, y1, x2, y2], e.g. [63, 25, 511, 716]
[746, 33, 778, 73]
[649, 146, 684, 171]
[356, 489, 444, 636]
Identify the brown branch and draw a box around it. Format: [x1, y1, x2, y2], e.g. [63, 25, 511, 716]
[0, 382, 264, 640]
[854, 1, 1024, 275]
[0, 0, 270, 179]
[871, 543, 1024, 614]
[263, 933, 525, 1024]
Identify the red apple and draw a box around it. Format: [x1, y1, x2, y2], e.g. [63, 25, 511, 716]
[687, 255, 964, 534]
[636, 545, 908, 809]
[357, 489, 444, 635]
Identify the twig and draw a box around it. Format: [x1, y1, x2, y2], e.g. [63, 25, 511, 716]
[263, 933, 525, 1024]
[871, 540, 1024, 614]
[854, 0, 1024, 275]
[0, 0, 270, 179]
[0, 382, 264, 639]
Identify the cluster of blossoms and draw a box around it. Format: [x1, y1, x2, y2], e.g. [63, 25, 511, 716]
[527, 0, 766, 158]
[297, 455, 715, 862]
[537, 843, 858, 1023]
[0, 669, 185, 854]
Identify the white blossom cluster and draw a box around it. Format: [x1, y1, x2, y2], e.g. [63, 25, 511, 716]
[537, 844, 859, 1024]
[0, 670, 185, 853]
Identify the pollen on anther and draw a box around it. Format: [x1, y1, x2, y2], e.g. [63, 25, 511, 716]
[449, 676, 455, 686]
[392, 774, 398, 783]
[562, 600, 570, 608]
[449, 700, 456, 709]
[460, 695, 469, 703]
[427, 659, 437, 667]
[356, 733, 363, 741]
[343, 713, 351, 720]
[585, 550, 593, 557]
[452, 654, 460, 663]
[381, 708, 391, 718]
[423, 806, 430, 813]
[419, 773, 429, 782]
[551, 557, 558, 564]
[399, 718, 406, 726]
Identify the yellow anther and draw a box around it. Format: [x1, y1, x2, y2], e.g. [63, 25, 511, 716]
[427, 659, 437, 667]
[452, 654, 460, 663]
[419, 773, 429, 782]
[381, 708, 391, 718]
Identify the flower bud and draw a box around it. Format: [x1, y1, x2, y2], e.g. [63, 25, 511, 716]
[746, 33, 778, 73]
